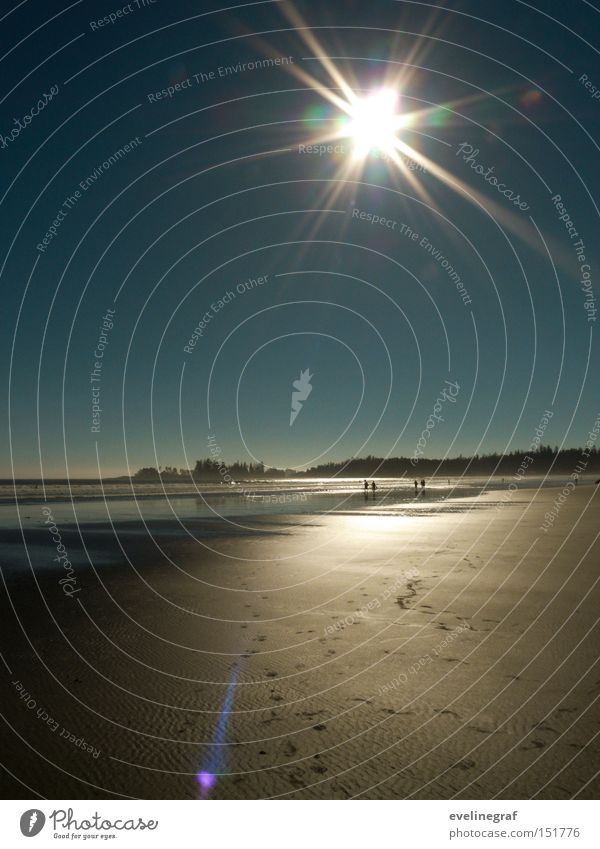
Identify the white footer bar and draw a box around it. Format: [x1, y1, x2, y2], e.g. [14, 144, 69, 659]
[1, 800, 599, 848]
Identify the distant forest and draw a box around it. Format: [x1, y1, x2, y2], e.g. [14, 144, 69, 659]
[132, 445, 598, 481]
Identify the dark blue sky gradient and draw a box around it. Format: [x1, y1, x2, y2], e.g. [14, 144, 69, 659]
[1, 0, 599, 476]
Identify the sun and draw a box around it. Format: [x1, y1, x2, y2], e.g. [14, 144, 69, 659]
[347, 88, 403, 159]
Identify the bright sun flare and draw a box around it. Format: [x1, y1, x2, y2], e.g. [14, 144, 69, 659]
[348, 88, 402, 159]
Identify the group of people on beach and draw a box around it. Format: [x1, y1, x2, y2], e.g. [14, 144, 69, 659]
[361, 479, 426, 495]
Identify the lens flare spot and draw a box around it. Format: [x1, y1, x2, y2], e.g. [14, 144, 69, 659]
[519, 88, 542, 108]
[197, 771, 217, 791]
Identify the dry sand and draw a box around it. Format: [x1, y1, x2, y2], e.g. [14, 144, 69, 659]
[2, 485, 600, 799]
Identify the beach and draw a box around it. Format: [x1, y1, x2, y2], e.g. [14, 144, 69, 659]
[2, 483, 599, 799]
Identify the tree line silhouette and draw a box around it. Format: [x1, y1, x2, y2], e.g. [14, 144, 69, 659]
[132, 444, 598, 481]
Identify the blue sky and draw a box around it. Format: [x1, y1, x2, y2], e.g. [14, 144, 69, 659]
[1, 0, 599, 476]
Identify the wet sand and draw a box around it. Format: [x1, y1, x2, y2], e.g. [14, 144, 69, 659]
[2, 486, 600, 799]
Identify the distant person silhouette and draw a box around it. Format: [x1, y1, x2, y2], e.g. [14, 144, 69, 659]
[420, 479, 425, 491]
[364, 480, 369, 491]
[574, 474, 579, 486]
[371, 481, 377, 493]
[414, 479, 418, 494]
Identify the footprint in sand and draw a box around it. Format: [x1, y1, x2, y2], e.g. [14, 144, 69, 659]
[283, 740, 297, 756]
[396, 580, 419, 609]
[288, 769, 305, 787]
[313, 723, 327, 731]
[452, 758, 476, 770]
[380, 709, 414, 716]
[520, 739, 545, 750]
[468, 725, 493, 734]
[262, 710, 282, 725]
[531, 721, 559, 734]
